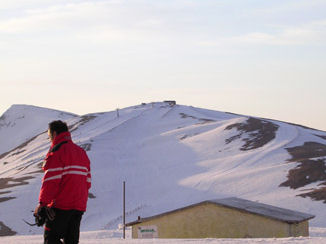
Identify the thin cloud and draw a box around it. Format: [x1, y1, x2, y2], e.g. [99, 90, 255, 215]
[0, 1, 117, 33]
[199, 20, 326, 47]
[237, 20, 326, 46]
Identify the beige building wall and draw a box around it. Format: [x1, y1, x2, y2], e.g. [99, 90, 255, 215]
[289, 221, 309, 237]
[131, 202, 309, 238]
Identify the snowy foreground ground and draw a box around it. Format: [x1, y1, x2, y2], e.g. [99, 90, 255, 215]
[1, 228, 326, 244]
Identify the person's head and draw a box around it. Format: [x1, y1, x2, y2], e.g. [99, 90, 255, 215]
[48, 120, 68, 142]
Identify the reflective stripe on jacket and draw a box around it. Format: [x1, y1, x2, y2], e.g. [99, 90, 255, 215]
[39, 131, 91, 211]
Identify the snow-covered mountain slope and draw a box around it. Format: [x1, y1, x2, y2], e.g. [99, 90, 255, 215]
[0, 104, 77, 155]
[0, 102, 326, 236]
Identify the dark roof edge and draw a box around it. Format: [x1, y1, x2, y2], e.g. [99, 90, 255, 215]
[210, 200, 315, 224]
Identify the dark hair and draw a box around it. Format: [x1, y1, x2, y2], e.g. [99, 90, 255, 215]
[48, 120, 68, 136]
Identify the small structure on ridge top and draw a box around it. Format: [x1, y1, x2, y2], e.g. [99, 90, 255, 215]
[163, 100, 176, 106]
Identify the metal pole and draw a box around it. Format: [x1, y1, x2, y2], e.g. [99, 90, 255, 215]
[123, 181, 126, 239]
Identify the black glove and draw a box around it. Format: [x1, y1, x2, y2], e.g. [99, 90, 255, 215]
[34, 207, 56, 226]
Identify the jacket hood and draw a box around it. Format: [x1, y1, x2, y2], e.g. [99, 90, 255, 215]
[52, 131, 72, 146]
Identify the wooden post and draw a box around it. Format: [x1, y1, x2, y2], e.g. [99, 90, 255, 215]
[123, 181, 126, 239]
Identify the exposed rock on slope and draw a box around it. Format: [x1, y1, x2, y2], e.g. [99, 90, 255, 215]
[225, 117, 279, 150]
[280, 142, 326, 202]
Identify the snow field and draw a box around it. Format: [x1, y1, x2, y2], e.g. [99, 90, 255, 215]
[1, 228, 326, 244]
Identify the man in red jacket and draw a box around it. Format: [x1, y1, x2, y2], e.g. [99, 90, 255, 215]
[35, 120, 91, 244]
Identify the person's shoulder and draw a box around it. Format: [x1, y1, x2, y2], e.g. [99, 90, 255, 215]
[70, 141, 87, 153]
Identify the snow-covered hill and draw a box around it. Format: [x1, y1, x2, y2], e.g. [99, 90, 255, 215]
[1, 102, 326, 237]
[0, 104, 77, 155]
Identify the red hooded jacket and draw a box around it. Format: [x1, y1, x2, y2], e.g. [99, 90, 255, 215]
[39, 131, 91, 211]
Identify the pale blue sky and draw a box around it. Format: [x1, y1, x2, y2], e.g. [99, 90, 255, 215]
[1, 0, 326, 130]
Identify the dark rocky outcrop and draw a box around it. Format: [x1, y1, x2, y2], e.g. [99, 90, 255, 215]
[0, 221, 16, 236]
[225, 117, 279, 151]
[280, 142, 326, 202]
